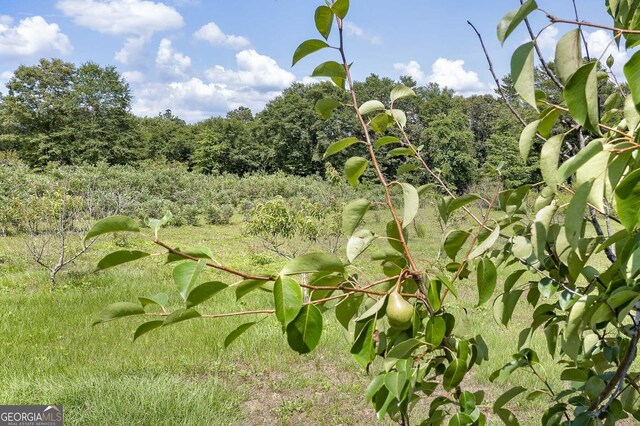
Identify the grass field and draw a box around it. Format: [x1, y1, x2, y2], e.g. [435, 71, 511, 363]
[0, 207, 603, 425]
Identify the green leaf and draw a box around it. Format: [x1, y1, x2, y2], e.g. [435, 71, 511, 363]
[315, 98, 341, 120]
[477, 258, 497, 306]
[615, 168, 640, 231]
[397, 163, 418, 175]
[173, 260, 206, 301]
[342, 198, 370, 237]
[494, 386, 527, 410]
[286, 304, 323, 354]
[292, 39, 329, 66]
[390, 85, 416, 103]
[165, 245, 215, 264]
[351, 318, 377, 367]
[314, 6, 333, 39]
[538, 107, 561, 138]
[133, 320, 163, 341]
[312, 61, 345, 88]
[235, 279, 268, 301]
[624, 50, 640, 113]
[366, 374, 386, 402]
[331, 0, 349, 19]
[138, 293, 168, 309]
[384, 339, 422, 370]
[274, 276, 303, 327]
[93, 302, 145, 325]
[565, 294, 590, 340]
[519, 119, 540, 162]
[374, 136, 401, 148]
[449, 413, 474, 426]
[511, 236, 532, 259]
[458, 391, 477, 414]
[399, 182, 419, 228]
[425, 316, 446, 346]
[370, 113, 391, 133]
[359, 100, 385, 115]
[384, 371, 407, 400]
[556, 139, 604, 184]
[564, 62, 600, 134]
[355, 294, 387, 323]
[493, 290, 524, 326]
[224, 322, 257, 348]
[386, 220, 409, 253]
[96, 250, 149, 271]
[347, 229, 376, 263]
[575, 147, 610, 211]
[335, 293, 363, 329]
[162, 308, 201, 326]
[443, 358, 467, 391]
[387, 147, 414, 157]
[448, 194, 480, 214]
[186, 281, 228, 308]
[468, 225, 500, 260]
[565, 181, 593, 249]
[532, 203, 557, 261]
[497, 0, 538, 44]
[344, 156, 368, 187]
[281, 252, 345, 275]
[145, 211, 172, 238]
[85, 215, 139, 243]
[511, 42, 537, 110]
[555, 29, 582, 83]
[625, 93, 640, 133]
[540, 133, 564, 189]
[323, 136, 359, 159]
[389, 109, 407, 128]
[444, 230, 470, 260]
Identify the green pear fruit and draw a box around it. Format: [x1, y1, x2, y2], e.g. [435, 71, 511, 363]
[387, 290, 414, 330]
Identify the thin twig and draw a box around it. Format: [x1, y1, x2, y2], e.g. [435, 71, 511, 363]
[467, 21, 527, 127]
[154, 239, 275, 281]
[520, 0, 563, 90]
[547, 15, 640, 35]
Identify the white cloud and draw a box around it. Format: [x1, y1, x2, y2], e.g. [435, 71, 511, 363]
[132, 49, 292, 121]
[536, 26, 559, 52]
[0, 71, 13, 79]
[394, 58, 488, 95]
[204, 49, 295, 90]
[585, 29, 628, 77]
[131, 77, 279, 121]
[57, 0, 183, 36]
[0, 16, 72, 57]
[115, 35, 148, 65]
[155, 38, 191, 79]
[0, 15, 13, 27]
[193, 22, 250, 49]
[343, 22, 381, 45]
[122, 70, 144, 84]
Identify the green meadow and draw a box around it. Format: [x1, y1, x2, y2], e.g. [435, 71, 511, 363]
[0, 209, 581, 425]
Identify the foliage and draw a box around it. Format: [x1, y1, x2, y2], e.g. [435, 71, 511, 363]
[86, 0, 640, 425]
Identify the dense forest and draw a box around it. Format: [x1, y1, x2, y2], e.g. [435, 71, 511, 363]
[0, 57, 561, 192]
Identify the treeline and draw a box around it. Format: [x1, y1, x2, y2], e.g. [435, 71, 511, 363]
[0, 58, 546, 190]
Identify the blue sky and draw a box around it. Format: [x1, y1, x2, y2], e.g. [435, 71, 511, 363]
[0, 0, 624, 121]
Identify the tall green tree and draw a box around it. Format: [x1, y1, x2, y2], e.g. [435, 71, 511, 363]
[191, 108, 260, 175]
[0, 59, 141, 166]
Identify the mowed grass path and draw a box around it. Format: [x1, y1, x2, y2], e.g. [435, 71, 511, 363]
[0, 208, 583, 425]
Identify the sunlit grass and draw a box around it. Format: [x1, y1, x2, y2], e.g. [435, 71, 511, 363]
[0, 207, 591, 424]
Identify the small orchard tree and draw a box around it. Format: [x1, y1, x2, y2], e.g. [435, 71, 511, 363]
[14, 183, 96, 285]
[245, 196, 342, 258]
[87, 1, 640, 424]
